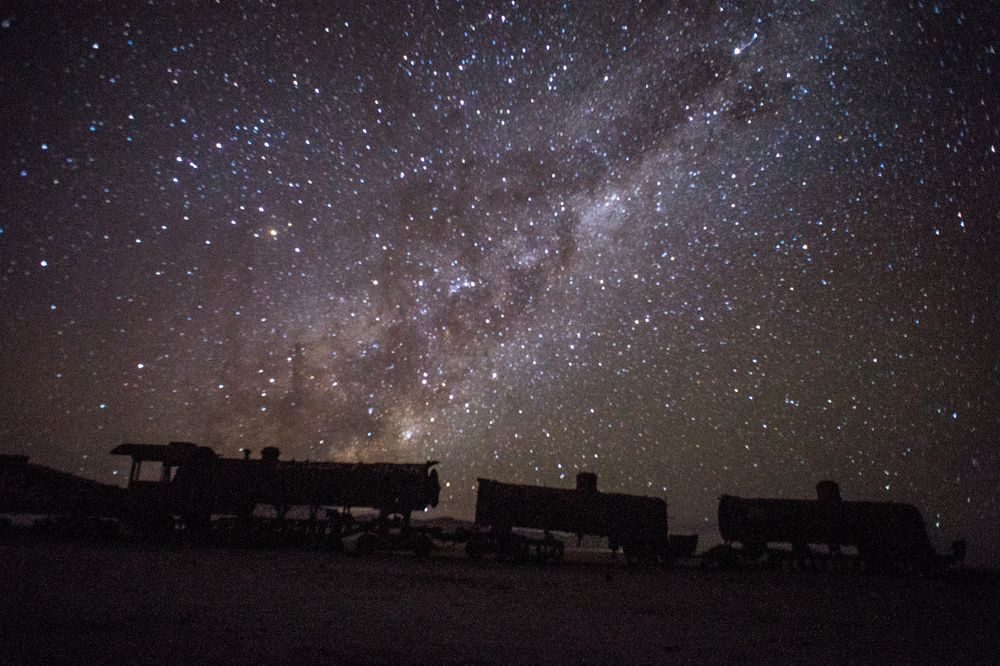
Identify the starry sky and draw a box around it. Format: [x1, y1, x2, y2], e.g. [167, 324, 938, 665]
[2, 2, 998, 564]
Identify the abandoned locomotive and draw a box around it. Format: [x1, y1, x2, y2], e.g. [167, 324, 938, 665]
[1, 444, 966, 571]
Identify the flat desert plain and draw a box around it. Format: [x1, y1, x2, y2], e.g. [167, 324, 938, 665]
[1, 541, 997, 664]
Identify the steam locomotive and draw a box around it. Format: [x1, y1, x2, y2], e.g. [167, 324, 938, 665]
[2, 443, 441, 553]
[110, 442, 440, 524]
[108, 442, 442, 553]
[0, 445, 965, 571]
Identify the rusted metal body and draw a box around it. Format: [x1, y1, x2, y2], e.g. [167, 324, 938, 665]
[110, 442, 441, 527]
[0, 453, 122, 518]
[716, 481, 965, 569]
[473, 474, 669, 559]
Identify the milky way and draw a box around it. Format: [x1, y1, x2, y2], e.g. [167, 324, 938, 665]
[2, 2, 998, 563]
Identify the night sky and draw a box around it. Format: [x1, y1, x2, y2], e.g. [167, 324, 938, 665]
[2, 2, 998, 563]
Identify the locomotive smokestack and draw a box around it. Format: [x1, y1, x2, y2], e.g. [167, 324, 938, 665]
[816, 480, 841, 502]
[576, 472, 598, 492]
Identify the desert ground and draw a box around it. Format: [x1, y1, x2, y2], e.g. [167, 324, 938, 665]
[1, 540, 997, 665]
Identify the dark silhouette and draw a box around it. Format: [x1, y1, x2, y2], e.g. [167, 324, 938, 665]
[109, 442, 440, 553]
[466, 472, 696, 563]
[1, 450, 967, 573]
[704, 480, 966, 572]
[0, 453, 122, 539]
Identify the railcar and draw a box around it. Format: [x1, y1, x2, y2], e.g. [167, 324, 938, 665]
[3, 446, 967, 573]
[467, 473, 676, 562]
[0, 453, 122, 538]
[710, 480, 965, 571]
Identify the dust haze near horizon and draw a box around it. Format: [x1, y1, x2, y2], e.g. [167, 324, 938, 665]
[1, 2, 997, 564]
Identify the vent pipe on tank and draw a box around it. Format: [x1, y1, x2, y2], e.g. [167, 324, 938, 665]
[576, 472, 598, 492]
[816, 480, 841, 502]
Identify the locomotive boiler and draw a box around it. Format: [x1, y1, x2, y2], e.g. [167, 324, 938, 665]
[715, 480, 966, 570]
[469, 473, 672, 561]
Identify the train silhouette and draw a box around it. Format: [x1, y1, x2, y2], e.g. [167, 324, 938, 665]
[0, 444, 965, 571]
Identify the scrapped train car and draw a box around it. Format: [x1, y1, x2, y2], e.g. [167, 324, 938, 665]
[0, 453, 122, 538]
[710, 480, 966, 571]
[110, 442, 441, 546]
[0, 453, 122, 517]
[467, 473, 679, 562]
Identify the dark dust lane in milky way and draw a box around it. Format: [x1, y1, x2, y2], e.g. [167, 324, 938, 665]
[1, 2, 997, 564]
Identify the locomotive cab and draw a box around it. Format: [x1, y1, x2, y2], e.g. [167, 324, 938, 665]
[111, 442, 205, 490]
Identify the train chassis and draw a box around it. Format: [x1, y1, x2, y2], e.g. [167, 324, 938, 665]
[464, 529, 566, 564]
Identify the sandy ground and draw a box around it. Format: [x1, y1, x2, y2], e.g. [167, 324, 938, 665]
[1, 541, 997, 665]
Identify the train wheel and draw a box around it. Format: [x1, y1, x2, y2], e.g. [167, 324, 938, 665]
[355, 532, 381, 554]
[699, 544, 740, 570]
[411, 534, 433, 558]
[466, 538, 484, 561]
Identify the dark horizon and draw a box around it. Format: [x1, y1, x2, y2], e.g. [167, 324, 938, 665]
[1, 2, 997, 566]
